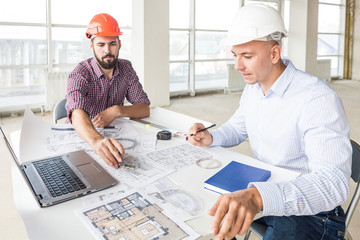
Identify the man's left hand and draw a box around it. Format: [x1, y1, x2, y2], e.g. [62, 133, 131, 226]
[208, 187, 263, 240]
[92, 106, 118, 128]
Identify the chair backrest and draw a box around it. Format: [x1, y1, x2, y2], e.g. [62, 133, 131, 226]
[345, 140, 360, 227]
[53, 98, 67, 124]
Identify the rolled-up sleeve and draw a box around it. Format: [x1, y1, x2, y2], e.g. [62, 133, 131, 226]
[123, 61, 150, 105]
[65, 70, 91, 121]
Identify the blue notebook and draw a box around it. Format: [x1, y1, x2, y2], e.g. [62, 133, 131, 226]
[204, 161, 271, 194]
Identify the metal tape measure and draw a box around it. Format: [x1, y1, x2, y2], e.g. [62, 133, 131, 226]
[156, 130, 172, 140]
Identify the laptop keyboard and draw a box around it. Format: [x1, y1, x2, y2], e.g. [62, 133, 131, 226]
[34, 157, 87, 197]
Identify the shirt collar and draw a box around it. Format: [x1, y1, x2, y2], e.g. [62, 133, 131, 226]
[90, 57, 104, 78]
[268, 59, 296, 97]
[90, 57, 120, 79]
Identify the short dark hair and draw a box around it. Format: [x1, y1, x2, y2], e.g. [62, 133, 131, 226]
[91, 36, 120, 44]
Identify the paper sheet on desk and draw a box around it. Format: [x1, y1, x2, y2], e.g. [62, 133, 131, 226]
[84, 176, 204, 221]
[20, 107, 53, 162]
[20, 108, 149, 158]
[87, 149, 174, 190]
[47, 118, 140, 147]
[20, 108, 177, 196]
[143, 107, 213, 134]
[140, 176, 204, 221]
[45, 122, 147, 155]
[77, 190, 201, 240]
[144, 143, 214, 170]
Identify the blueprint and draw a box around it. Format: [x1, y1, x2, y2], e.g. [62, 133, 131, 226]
[21, 108, 213, 227]
[20, 109, 172, 193]
[140, 177, 203, 221]
[145, 143, 213, 170]
[45, 129, 170, 192]
[44, 119, 142, 153]
[85, 177, 204, 221]
[78, 191, 200, 240]
[44, 133, 156, 157]
[88, 150, 174, 190]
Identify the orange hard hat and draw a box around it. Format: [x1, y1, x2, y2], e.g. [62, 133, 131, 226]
[86, 13, 123, 39]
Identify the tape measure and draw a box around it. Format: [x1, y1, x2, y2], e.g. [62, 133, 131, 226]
[156, 130, 172, 140]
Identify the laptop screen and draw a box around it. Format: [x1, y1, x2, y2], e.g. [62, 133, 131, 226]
[0, 127, 22, 166]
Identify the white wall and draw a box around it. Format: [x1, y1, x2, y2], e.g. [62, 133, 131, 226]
[132, 0, 170, 107]
[352, 1, 360, 81]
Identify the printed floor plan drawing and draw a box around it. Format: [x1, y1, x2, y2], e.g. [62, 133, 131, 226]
[146, 143, 213, 170]
[81, 192, 199, 240]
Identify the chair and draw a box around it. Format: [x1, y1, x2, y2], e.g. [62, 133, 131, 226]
[53, 98, 67, 124]
[244, 139, 360, 240]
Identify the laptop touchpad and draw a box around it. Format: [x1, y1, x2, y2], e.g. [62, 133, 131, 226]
[77, 163, 103, 176]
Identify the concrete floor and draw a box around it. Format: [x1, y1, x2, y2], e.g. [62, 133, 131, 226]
[0, 80, 359, 240]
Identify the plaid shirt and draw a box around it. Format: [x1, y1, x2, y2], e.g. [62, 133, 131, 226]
[65, 57, 150, 122]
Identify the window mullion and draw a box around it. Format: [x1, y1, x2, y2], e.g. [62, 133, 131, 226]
[189, 0, 196, 96]
[46, 0, 53, 72]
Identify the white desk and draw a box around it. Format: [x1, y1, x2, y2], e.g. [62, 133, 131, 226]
[11, 111, 299, 240]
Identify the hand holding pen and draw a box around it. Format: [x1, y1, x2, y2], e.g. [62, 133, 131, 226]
[188, 123, 216, 147]
[190, 123, 216, 136]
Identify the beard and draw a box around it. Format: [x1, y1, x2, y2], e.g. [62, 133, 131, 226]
[94, 52, 118, 70]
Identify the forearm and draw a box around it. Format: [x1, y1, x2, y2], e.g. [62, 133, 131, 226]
[210, 123, 246, 147]
[250, 166, 350, 216]
[71, 109, 103, 146]
[210, 106, 247, 147]
[115, 102, 150, 119]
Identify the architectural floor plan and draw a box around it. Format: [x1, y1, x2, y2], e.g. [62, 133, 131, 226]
[80, 192, 200, 240]
[146, 143, 213, 170]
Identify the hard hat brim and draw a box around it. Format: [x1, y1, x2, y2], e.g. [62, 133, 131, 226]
[93, 31, 123, 37]
[220, 36, 256, 46]
[220, 32, 287, 46]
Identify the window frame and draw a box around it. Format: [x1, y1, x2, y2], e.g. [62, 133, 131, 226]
[169, 0, 283, 97]
[317, 0, 346, 79]
[0, 0, 132, 110]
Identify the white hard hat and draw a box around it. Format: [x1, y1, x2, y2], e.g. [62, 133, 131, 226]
[221, 4, 288, 46]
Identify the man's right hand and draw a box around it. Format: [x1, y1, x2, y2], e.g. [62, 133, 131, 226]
[188, 123, 213, 147]
[209, 188, 263, 239]
[71, 109, 126, 168]
[90, 137, 125, 168]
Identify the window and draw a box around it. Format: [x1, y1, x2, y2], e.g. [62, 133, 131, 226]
[51, 0, 132, 71]
[0, 0, 132, 109]
[318, 0, 345, 78]
[0, 0, 47, 109]
[169, 0, 285, 95]
[169, 0, 239, 95]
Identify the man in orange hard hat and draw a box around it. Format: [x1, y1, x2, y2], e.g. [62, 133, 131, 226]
[65, 13, 150, 169]
[189, 4, 350, 240]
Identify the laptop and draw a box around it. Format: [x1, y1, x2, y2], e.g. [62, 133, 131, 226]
[1, 127, 117, 207]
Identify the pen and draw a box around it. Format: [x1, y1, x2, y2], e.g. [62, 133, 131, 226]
[115, 148, 126, 169]
[116, 149, 125, 163]
[190, 124, 216, 136]
[116, 149, 137, 169]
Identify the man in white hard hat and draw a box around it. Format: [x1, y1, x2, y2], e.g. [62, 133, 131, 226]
[189, 4, 350, 240]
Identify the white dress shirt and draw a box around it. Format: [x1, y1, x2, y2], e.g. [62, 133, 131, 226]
[210, 59, 352, 216]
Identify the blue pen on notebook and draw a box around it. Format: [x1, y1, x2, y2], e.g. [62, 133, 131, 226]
[190, 124, 216, 136]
